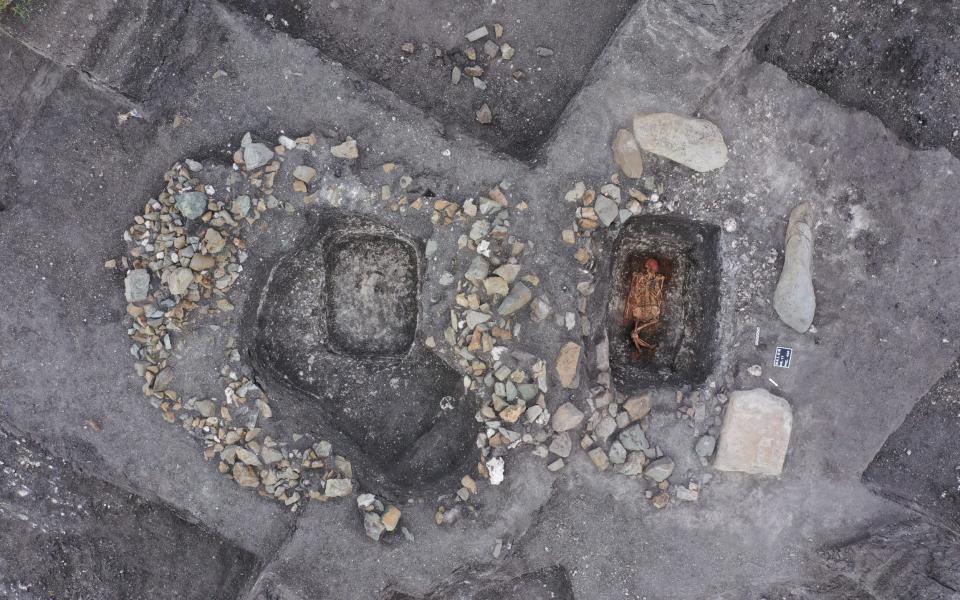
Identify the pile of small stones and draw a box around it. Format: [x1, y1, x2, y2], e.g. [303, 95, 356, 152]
[356, 493, 408, 542]
[118, 133, 386, 522]
[428, 184, 560, 524]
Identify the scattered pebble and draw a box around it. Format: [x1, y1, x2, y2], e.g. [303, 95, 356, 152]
[330, 137, 359, 159]
[551, 402, 584, 432]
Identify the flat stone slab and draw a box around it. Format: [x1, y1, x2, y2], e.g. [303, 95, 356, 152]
[714, 388, 793, 476]
[632, 112, 729, 172]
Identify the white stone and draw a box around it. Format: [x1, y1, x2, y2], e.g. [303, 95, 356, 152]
[632, 112, 728, 172]
[486, 456, 505, 485]
[714, 388, 793, 476]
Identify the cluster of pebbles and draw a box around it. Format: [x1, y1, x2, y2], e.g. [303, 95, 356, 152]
[426, 185, 556, 524]
[119, 134, 374, 522]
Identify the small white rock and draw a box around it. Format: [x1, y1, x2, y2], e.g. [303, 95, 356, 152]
[486, 456, 505, 485]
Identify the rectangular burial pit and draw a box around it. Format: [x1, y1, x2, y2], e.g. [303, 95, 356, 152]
[607, 216, 721, 392]
[324, 232, 419, 358]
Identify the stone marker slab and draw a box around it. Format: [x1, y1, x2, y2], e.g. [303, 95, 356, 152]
[632, 112, 728, 172]
[714, 388, 793, 475]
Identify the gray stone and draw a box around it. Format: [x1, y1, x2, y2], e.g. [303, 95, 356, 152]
[469, 219, 490, 240]
[619, 452, 646, 476]
[174, 191, 208, 220]
[184, 158, 203, 172]
[292, 165, 317, 183]
[594, 416, 617, 443]
[695, 434, 717, 458]
[619, 424, 649, 452]
[243, 143, 274, 171]
[644, 457, 675, 482]
[595, 336, 610, 372]
[594, 195, 620, 227]
[632, 112, 728, 172]
[599, 184, 621, 203]
[194, 400, 216, 418]
[497, 282, 532, 315]
[773, 202, 816, 333]
[231, 195, 251, 218]
[623, 393, 652, 422]
[324, 478, 353, 497]
[235, 448, 261, 467]
[260, 447, 283, 464]
[465, 256, 489, 283]
[493, 263, 521, 282]
[530, 297, 552, 322]
[551, 402, 585, 432]
[465, 26, 489, 42]
[364, 512, 385, 541]
[465, 310, 491, 329]
[166, 267, 194, 296]
[314, 441, 332, 457]
[608, 441, 627, 464]
[124, 269, 150, 303]
[549, 432, 572, 458]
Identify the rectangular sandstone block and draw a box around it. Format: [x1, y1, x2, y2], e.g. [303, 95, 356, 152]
[714, 388, 793, 475]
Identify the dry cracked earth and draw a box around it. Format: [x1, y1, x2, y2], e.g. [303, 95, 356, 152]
[2, 0, 960, 599]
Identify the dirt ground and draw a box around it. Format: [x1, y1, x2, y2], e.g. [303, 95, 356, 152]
[1, 0, 959, 599]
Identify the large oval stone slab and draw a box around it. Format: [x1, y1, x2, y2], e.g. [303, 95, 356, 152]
[632, 112, 728, 172]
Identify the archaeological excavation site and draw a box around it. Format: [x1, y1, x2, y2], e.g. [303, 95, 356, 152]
[1, 0, 959, 598]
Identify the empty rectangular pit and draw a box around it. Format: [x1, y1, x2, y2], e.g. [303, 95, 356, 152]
[325, 232, 419, 357]
[607, 216, 721, 392]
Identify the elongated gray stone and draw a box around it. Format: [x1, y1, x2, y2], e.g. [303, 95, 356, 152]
[774, 202, 816, 333]
[497, 282, 532, 315]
